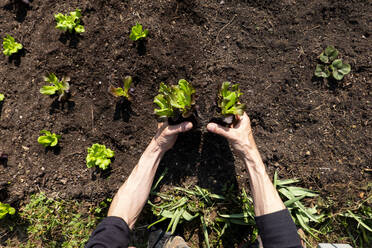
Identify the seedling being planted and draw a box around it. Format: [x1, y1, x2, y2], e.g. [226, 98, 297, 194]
[54, 9, 85, 34]
[40, 73, 70, 101]
[217, 82, 246, 125]
[2, 35, 23, 56]
[314, 46, 351, 81]
[0, 93, 4, 101]
[86, 144, 115, 170]
[154, 79, 196, 122]
[129, 23, 149, 41]
[108, 76, 133, 101]
[0, 202, 15, 219]
[38, 130, 61, 147]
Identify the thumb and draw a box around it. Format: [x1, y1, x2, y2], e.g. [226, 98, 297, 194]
[207, 123, 232, 139]
[167, 122, 193, 135]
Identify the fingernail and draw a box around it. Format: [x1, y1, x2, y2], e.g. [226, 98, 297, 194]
[207, 123, 216, 131]
[185, 122, 193, 129]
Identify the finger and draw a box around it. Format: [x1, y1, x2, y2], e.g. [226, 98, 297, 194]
[167, 122, 193, 135]
[207, 123, 232, 139]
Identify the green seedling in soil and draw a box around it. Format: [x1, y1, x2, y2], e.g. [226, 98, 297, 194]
[37, 130, 61, 147]
[154, 79, 196, 119]
[0, 202, 16, 219]
[54, 9, 85, 33]
[217, 82, 246, 124]
[108, 76, 133, 100]
[2, 34, 23, 56]
[314, 46, 351, 80]
[273, 171, 325, 243]
[86, 143, 115, 170]
[0, 93, 4, 101]
[40, 73, 70, 101]
[129, 23, 149, 41]
[20, 192, 97, 247]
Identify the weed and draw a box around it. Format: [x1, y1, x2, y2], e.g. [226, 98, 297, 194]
[130, 23, 149, 41]
[314, 46, 351, 80]
[55, 9, 85, 33]
[2, 34, 23, 56]
[19, 192, 97, 247]
[86, 143, 115, 170]
[40, 73, 70, 101]
[37, 130, 61, 147]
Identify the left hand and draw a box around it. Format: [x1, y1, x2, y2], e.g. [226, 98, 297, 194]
[153, 121, 193, 153]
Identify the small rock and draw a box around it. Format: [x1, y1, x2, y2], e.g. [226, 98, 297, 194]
[305, 151, 311, 156]
[61, 179, 67, 185]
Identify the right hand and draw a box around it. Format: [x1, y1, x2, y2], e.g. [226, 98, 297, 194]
[207, 112, 258, 158]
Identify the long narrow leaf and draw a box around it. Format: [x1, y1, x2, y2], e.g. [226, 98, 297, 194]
[200, 216, 210, 248]
[284, 195, 306, 207]
[346, 210, 372, 232]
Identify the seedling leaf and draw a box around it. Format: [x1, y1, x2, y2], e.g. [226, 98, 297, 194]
[314, 64, 330, 78]
[86, 144, 115, 170]
[331, 59, 351, 80]
[154, 79, 195, 118]
[218, 82, 246, 117]
[40, 73, 70, 101]
[3, 34, 23, 56]
[108, 76, 133, 100]
[319, 46, 339, 63]
[0, 94, 4, 102]
[0, 202, 16, 219]
[55, 9, 85, 33]
[129, 23, 149, 41]
[38, 130, 61, 147]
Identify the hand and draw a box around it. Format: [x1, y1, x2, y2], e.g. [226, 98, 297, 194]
[153, 121, 193, 153]
[207, 113, 257, 158]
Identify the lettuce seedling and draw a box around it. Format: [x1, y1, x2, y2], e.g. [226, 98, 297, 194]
[314, 46, 351, 81]
[54, 9, 85, 33]
[108, 76, 133, 100]
[86, 144, 115, 170]
[129, 23, 149, 41]
[40, 73, 70, 101]
[0, 93, 4, 102]
[2, 34, 23, 56]
[218, 82, 245, 123]
[0, 202, 16, 219]
[38, 130, 61, 147]
[154, 79, 195, 119]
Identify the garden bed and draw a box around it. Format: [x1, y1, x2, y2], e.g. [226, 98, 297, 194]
[0, 0, 371, 246]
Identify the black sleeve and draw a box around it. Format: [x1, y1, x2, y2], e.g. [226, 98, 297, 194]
[85, 216, 130, 248]
[255, 209, 302, 248]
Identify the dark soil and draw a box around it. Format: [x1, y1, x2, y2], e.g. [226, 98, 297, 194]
[0, 0, 371, 246]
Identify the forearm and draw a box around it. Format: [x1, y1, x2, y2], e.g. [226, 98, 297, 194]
[243, 148, 285, 216]
[108, 140, 164, 229]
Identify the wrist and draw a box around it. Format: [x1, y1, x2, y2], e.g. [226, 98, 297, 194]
[148, 139, 166, 157]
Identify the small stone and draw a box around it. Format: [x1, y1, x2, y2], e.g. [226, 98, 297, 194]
[305, 151, 311, 156]
[22, 146, 29, 151]
[61, 179, 67, 185]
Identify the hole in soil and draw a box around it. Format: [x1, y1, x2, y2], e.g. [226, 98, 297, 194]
[198, 132, 238, 195]
[8, 48, 26, 67]
[44, 146, 61, 156]
[3, 0, 32, 22]
[49, 98, 75, 115]
[58, 32, 81, 48]
[113, 98, 133, 122]
[137, 40, 147, 56]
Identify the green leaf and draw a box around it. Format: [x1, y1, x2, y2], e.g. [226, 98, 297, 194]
[284, 195, 306, 207]
[0, 93, 4, 102]
[0, 202, 16, 219]
[38, 130, 61, 147]
[200, 216, 210, 248]
[86, 144, 115, 170]
[109, 86, 125, 97]
[40, 73, 69, 100]
[129, 23, 149, 41]
[331, 59, 351, 80]
[74, 25, 85, 33]
[324, 45, 339, 62]
[314, 64, 331, 78]
[218, 82, 245, 117]
[55, 9, 84, 33]
[40, 85, 58, 95]
[3, 34, 23, 56]
[345, 210, 372, 232]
